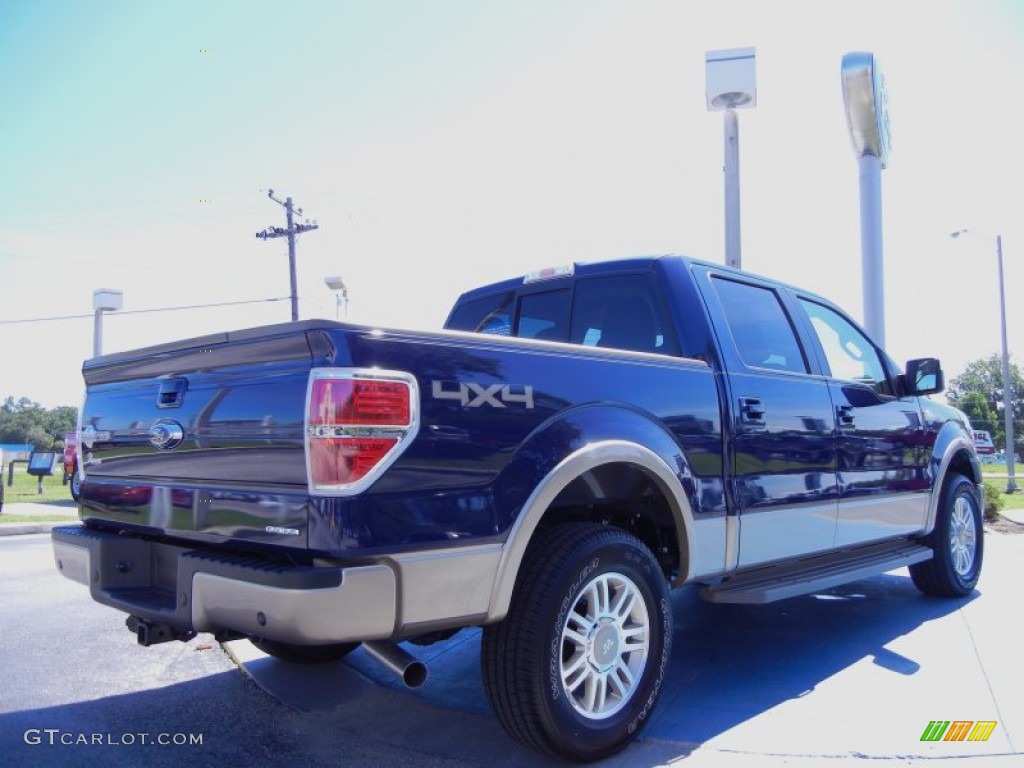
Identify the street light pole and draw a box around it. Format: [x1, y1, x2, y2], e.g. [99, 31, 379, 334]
[92, 289, 123, 358]
[324, 276, 348, 321]
[995, 235, 1017, 492]
[705, 47, 757, 271]
[723, 108, 741, 269]
[952, 229, 1017, 493]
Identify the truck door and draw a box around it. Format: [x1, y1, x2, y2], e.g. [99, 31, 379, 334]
[698, 271, 839, 566]
[795, 298, 929, 544]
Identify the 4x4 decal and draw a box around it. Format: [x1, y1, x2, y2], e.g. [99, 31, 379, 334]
[432, 380, 535, 409]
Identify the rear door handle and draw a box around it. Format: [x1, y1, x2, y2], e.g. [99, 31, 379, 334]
[837, 404, 856, 428]
[739, 397, 766, 426]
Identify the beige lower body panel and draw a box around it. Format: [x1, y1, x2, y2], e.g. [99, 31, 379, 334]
[191, 566, 397, 645]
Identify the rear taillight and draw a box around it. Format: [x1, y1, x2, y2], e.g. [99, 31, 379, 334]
[305, 369, 419, 495]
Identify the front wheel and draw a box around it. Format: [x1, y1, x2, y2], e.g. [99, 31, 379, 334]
[910, 473, 983, 597]
[249, 638, 359, 663]
[482, 523, 672, 762]
[70, 469, 82, 502]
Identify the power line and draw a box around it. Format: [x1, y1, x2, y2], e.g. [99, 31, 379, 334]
[0, 297, 291, 326]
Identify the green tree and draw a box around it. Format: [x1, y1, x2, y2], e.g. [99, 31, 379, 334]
[25, 425, 53, 451]
[957, 391, 998, 434]
[43, 406, 78, 442]
[0, 397, 79, 447]
[948, 354, 1023, 454]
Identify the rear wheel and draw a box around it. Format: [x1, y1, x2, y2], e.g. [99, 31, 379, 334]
[482, 523, 672, 762]
[70, 468, 82, 502]
[910, 473, 983, 597]
[249, 638, 359, 663]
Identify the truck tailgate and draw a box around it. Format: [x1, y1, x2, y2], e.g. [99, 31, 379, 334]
[78, 322, 330, 548]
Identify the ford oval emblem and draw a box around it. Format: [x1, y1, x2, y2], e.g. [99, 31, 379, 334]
[149, 420, 185, 450]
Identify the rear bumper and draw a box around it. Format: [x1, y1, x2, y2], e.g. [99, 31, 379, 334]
[51, 525, 396, 644]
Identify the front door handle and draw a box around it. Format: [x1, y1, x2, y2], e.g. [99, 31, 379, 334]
[837, 404, 856, 428]
[739, 397, 766, 426]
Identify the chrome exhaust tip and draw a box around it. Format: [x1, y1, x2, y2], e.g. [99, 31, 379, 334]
[362, 641, 428, 688]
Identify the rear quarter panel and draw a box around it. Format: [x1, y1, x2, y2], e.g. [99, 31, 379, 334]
[307, 327, 725, 555]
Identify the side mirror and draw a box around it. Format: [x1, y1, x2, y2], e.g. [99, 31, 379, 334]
[905, 358, 944, 396]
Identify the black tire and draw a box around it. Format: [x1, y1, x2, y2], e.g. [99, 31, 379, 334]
[249, 638, 359, 663]
[482, 523, 672, 762]
[70, 468, 82, 502]
[910, 473, 983, 597]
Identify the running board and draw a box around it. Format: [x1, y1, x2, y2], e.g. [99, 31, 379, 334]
[701, 541, 933, 604]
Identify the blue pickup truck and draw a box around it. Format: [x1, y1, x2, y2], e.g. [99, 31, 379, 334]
[53, 255, 982, 761]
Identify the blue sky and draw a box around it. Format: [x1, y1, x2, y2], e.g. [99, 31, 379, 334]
[1, 0, 1023, 407]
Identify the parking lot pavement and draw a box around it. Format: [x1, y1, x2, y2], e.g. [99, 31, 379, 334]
[231, 528, 1024, 766]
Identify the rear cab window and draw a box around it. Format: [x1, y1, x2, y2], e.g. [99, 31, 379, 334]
[446, 292, 514, 336]
[447, 270, 680, 356]
[570, 275, 679, 355]
[516, 290, 570, 341]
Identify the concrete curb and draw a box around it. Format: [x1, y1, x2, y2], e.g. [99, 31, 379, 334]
[999, 507, 1024, 524]
[0, 520, 76, 536]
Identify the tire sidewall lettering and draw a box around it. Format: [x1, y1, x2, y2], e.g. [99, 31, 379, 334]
[550, 556, 601, 701]
[627, 597, 670, 735]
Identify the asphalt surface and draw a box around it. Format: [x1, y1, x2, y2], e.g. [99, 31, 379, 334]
[1, 511, 1023, 767]
[231, 530, 1024, 765]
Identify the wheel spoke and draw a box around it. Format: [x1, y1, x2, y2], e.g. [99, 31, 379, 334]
[611, 587, 637, 621]
[582, 673, 598, 713]
[584, 582, 601, 619]
[621, 624, 646, 643]
[562, 653, 589, 691]
[563, 626, 589, 648]
[592, 674, 608, 713]
[610, 659, 635, 696]
[567, 607, 590, 633]
[595, 576, 611, 615]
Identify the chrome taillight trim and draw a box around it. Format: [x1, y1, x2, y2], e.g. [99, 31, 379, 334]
[304, 368, 420, 497]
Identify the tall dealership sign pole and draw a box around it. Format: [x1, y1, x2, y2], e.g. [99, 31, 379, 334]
[841, 52, 892, 347]
[706, 48, 757, 270]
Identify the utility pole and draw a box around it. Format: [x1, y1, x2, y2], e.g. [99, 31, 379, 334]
[255, 190, 319, 321]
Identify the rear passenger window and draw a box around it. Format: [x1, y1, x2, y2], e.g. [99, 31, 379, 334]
[712, 277, 808, 373]
[447, 292, 514, 336]
[517, 290, 569, 341]
[570, 275, 679, 355]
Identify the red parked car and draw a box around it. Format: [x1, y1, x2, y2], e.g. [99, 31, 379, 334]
[63, 432, 81, 501]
